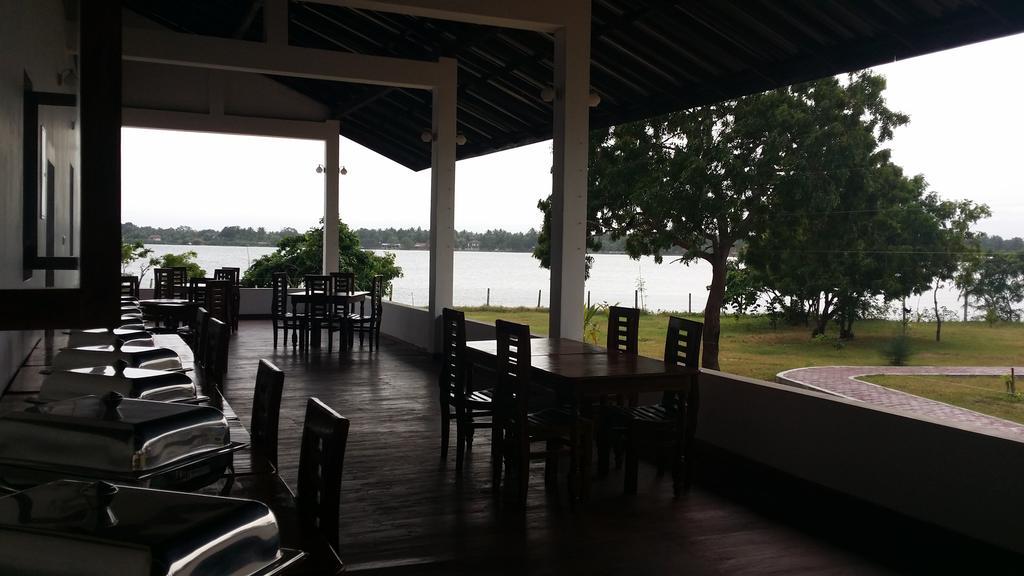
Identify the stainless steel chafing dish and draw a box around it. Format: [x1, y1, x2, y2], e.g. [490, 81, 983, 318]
[0, 394, 242, 491]
[52, 342, 181, 371]
[67, 327, 153, 348]
[0, 480, 304, 576]
[39, 362, 201, 403]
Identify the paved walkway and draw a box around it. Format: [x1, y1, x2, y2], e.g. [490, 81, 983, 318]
[777, 366, 1024, 436]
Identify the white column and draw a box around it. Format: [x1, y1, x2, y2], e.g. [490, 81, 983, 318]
[323, 120, 340, 273]
[428, 57, 458, 352]
[548, 3, 591, 341]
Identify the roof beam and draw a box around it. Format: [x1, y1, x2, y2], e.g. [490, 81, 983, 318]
[122, 27, 442, 89]
[308, 0, 568, 32]
[122, 108, 328, 140]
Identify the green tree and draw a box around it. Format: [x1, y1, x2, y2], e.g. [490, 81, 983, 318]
[242, 220, 402, 291]
[958, 254, 1024, 322]
[150, 251, 206, 278]
[120, 240, 154, 279]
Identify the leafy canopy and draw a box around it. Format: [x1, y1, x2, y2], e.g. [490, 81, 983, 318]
[242, 220, 402, 290]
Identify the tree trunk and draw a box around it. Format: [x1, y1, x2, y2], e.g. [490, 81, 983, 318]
[701, 253, 729, 370]
[934, 283, 942, 342]
[962, 290, 968, 322]
[812, 294, 834, 336]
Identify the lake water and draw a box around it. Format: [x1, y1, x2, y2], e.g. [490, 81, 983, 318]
[133, 245, 967, 316]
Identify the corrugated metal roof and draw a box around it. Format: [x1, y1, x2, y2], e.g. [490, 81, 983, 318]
[124, 0, 1024, 170]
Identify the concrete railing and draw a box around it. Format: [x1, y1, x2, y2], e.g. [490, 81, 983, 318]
[697, 369, 1024, 554]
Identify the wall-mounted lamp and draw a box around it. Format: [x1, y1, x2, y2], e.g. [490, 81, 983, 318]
[420, 131, 467, 145]
[316, 164, 348, 175]
[540, 86, 602, 107]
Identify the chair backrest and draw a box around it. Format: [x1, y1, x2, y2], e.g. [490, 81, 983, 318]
[204, 279, 233, 324]
[369, 275, 384, 321]
[193, 307, 210, 367]
[214, 267, 240, 285]
[607, 306, 640, 354]
[439, 308, 466, 401]
[495, 320, 531, 440]
[664, 316, 702, 369]
[204, 317, 230, 388]
[252, 359, 284, 470]
[153, 268, 173, 299]
[330, 272, 355, 316]
[271, 272, 289, 317]
[188, 277, 210, 304]
[661, 316, 703, 409]
[120, 275, 140, 298]
[297, 397, 350, 552]
[304, 275, 331, 319]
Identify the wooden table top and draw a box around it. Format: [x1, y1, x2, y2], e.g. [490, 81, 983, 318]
[466, 337, 605, 357]
[288, 291, 369, 303]
[465, 337, 697, 394]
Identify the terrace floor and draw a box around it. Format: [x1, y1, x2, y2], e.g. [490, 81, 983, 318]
[212, 320, 1023, 575]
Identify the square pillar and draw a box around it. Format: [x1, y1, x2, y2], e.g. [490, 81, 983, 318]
[323, 120, 340, 274]
[428, 57, 458, 352]
[548, 5, 591, 341]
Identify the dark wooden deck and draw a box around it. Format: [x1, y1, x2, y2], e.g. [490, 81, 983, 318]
[5, 322, 1019, 574]
[217, 321, 1023, 575]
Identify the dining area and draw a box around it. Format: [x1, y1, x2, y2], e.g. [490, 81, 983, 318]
[0, 277, 347, 575]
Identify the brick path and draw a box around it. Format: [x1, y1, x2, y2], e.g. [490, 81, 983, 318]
[777, 366, 1024, 436]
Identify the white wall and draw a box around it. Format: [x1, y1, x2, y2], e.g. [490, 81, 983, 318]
[379, 301, 433, 350]
[698, 369, 1024, 554]
[0, 0, 79, 384]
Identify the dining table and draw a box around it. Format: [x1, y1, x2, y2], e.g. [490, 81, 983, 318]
[464, 337, 700, 500]
[138, 298, 195, 330]
[288, 290, 369, 349]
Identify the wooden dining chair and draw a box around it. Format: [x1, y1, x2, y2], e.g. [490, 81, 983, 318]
[271, 272, 305, 349]
[153, 268, 174, 299]
[251, 359, 285, 472]
[214, 267, 241, 331]
[304, 275, 333, 351]
[599, 316, 702, 496]
[607, 306, 640, 354]
[188, 277, 210, 304]
[439, 308, 493, 471]
[491, 320, 589, 507]
[204, 279, 234, 328]
[120, 275, 140, 298]
[327, 271, 355, 350]
[177, 306, 209, 361]
[297, 397, 350, 553]
[349, 275, 384, 351]
[204, 317, 230, 390]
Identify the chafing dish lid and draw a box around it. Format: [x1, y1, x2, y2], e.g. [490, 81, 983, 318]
[0, 394, 228, 473]
[39, 364, 196, 402]
[0, 480, 282, 576]
[52, 344, 181, 371]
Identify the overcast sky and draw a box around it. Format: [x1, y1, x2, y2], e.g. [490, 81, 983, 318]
[122, 32, 1024, 238]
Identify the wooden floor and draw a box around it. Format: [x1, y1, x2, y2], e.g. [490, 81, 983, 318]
[7, 322, 1018, 574]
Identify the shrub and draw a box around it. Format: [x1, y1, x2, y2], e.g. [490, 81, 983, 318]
[883, 335, 914, 366]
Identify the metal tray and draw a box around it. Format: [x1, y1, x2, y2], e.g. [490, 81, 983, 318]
[40, 364, 200, 403]
[0, 480, 292, 576]
[52, 344, 181, 371]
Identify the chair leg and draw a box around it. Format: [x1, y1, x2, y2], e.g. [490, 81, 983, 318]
[596, 418, 610, 477]
[491, 423, 503, 494]
[544, 439, 559, 488]
[455, 405, 467, 472]
[624, 426, 640, 495]
[440, 398, 450, 462]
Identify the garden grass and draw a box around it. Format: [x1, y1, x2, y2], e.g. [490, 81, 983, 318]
[460, 307, 1024, 382]
[862, 375, 1024, 425]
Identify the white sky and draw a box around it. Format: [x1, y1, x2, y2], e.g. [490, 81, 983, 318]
[122, 32, 1024, 237]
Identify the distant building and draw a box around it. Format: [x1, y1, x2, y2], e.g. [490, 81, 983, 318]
[414, 242, 428, 250]
[381, 242, 401, 250]
[467, 239, 481, 251]
[147, 234, 162, 242]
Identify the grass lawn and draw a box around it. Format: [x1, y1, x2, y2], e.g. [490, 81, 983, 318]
[862, 375, 1024, 425]
[460, 307, 1024, 382]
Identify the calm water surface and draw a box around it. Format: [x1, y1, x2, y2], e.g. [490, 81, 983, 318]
[134, 245, 966, 316]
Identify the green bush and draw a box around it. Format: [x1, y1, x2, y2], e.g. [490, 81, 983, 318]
[242, 220, 402, 291]
[883, 335, 914, 366]
[151, 251, 206, 279]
